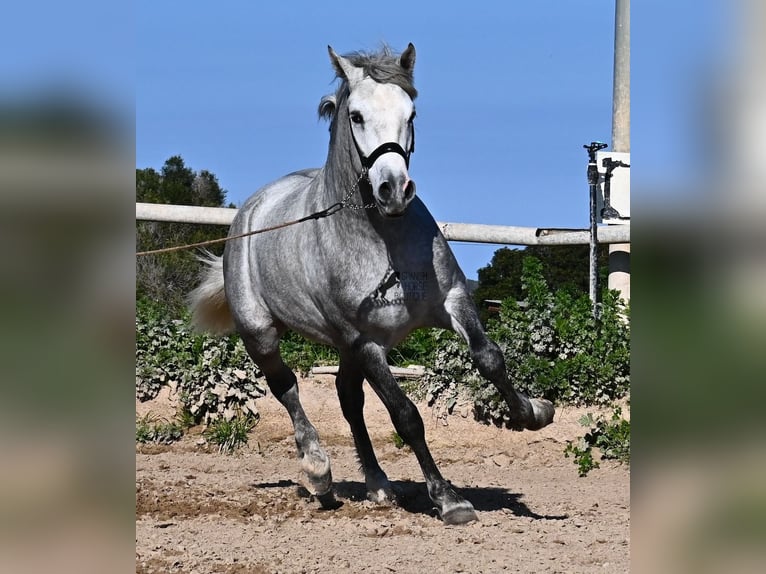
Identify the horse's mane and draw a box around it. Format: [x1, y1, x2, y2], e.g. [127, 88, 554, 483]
[341, 46, 417, 99]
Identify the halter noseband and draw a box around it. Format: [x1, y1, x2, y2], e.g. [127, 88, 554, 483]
[361, 141, 411, 169]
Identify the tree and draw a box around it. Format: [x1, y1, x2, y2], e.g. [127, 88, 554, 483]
[473, 245, 609, 322]
[473, 247, 525, 304]
[136, 167, 161, 203]
[192, 170, 227, 207]
[160, 155, 196, 205]
[136, 156, 230, 312]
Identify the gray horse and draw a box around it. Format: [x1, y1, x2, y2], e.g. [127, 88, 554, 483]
[190, 43, 554, 525]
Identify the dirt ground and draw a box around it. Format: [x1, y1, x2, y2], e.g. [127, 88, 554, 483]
[136, 376, 629, 573]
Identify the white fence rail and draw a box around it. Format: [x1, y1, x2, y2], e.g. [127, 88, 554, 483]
[136, 202, 630, 246]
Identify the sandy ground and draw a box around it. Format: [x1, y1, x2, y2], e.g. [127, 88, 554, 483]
[136, 375, 629, 573]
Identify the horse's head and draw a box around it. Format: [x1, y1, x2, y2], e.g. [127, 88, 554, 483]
[327, 44, 417, 218]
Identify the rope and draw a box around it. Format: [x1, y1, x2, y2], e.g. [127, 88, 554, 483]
[136, 201, 345, 256]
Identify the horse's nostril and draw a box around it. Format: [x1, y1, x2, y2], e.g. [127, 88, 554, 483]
[404, 180, 416, 200]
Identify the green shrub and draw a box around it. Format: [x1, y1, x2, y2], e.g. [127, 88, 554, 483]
[390, 431, 406, 449]
[388, 329, 440, 368]
[136, 413, 184, 444]
[564, 407, 631, 475]
[175, 407, 197, 430]
[136, 299, 442, 424]
[278, 328, 439, 377]
[418, 329, 481, 412]
[135, 298, 266, 424]
[279, 331, 339, 376]
[203, 413, 259, 454]
[420, 256, 630, 426]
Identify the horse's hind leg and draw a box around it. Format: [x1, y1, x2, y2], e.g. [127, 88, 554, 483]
[354, 339, 478, 525]
[444, 289, 554, 430]
[335, 356, 397, 504]
[240, 331, 334, 503]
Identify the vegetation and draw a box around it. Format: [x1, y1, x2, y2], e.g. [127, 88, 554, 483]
[278, 326, 441, 377]
[136, 156, 232, 312]
[279, 331, 339, 376]
[473, 245, 609, 322]
[564, 407, 631, 476]
[136, 413, 184, 445]
[135, 297, 266, 425]
[420, 256, 630, 427]
[388, 329, 441, 369]
[390, 432, 406, 450]
[203, 413, 259, 454]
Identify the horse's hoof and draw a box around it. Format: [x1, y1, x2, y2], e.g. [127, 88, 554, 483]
[440, 501, 478, 525]
[529, 398, 555, 430]
[367, 487, 400, 506]
[315, 490, 342, 510]
[301, 448, 333, 495]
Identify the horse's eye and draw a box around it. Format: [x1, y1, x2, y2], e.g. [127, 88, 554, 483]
[349, 111, 364, 125]
[409, 111, 416, 123]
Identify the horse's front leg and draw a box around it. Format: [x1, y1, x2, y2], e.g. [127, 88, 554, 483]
[335, 356, 398, 504]
[444, 289, 555, 430]
[353, 338, 478, 525]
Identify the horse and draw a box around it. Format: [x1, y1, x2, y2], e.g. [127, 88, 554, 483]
[189, 43, 554, 525]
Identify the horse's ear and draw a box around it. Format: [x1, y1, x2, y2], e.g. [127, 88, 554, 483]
[328, 45, 363, 85]
[399, 43, 416, 74]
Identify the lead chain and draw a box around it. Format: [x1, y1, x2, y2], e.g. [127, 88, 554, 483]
[340, 168, 377, 210]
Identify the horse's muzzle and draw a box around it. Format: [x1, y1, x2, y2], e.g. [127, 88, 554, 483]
[375, 177, 416, 217]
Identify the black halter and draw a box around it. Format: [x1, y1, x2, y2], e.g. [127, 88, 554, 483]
[361, 141, 411, 169]
[350, 117, 415, 170]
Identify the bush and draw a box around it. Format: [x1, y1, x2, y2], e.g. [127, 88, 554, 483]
[135, 413, 184, 444]
[388, 329, 441, 368]
[418, 329, 481, 412]
[279, 331, 339, 376]
[136, 299, 443, 423]
[564, 407, 631, 475]
[420, 256, 630, 427]
[203, 413, 259, 454]
[278, 328, 440, 377]
[135, 298, 266, 424]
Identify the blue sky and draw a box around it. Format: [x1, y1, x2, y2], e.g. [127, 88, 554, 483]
[136, 1, 721, 279]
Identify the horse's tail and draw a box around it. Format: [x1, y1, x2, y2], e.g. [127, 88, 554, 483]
[188, 250, 235, 335]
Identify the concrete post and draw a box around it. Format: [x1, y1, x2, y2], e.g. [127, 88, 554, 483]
[609, 0, 630, 303]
